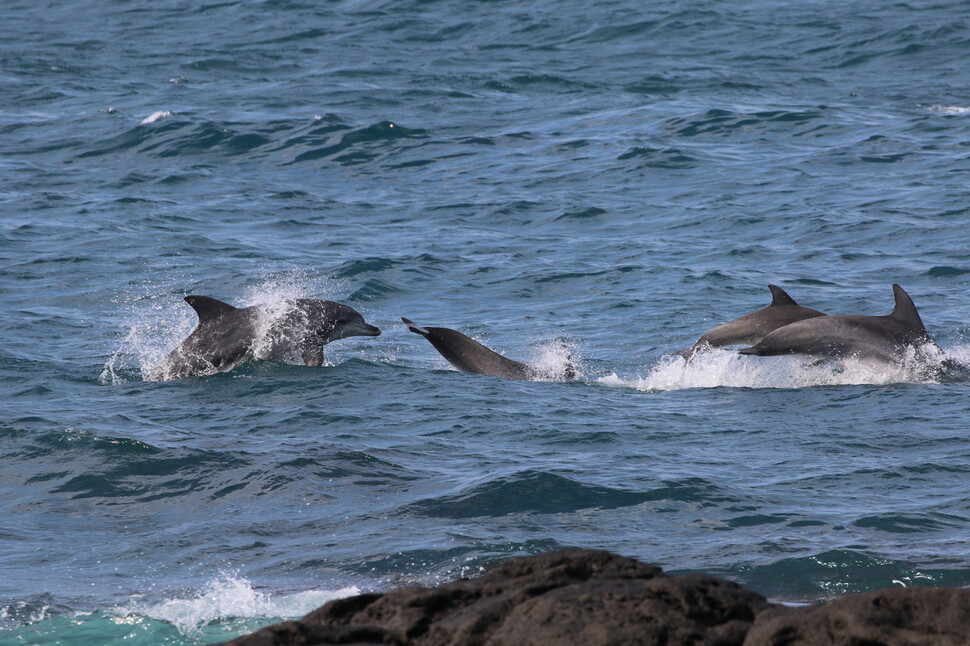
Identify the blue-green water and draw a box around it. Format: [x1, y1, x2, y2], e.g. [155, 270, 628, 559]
[3, 0, 970, 643]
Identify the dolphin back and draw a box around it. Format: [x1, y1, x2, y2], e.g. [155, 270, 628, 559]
[889, 284, 929, 340]
[677, 285, 826, 359]
[185, 295, 239, 323]
[403, 318, 535, 380]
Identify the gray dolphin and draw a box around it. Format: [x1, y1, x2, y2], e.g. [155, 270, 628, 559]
[150, 295, 380, 380]
[402, 317, 574, 381]
[675, 285, 826, 359]
[738, 284, 934, 364]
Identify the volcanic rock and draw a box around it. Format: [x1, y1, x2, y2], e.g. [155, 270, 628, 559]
[745, 585, 970, 645]
[218, 549, 970, 646]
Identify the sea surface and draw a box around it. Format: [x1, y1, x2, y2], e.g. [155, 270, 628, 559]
[3, 0, 970, 643]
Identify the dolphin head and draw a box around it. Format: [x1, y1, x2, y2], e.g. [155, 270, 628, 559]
[323, 304, 382, 343]
[296, 299, 381, 344]
[275, 299, 380, 367]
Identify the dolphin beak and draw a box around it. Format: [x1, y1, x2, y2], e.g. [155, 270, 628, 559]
[346, 321, 381, 337]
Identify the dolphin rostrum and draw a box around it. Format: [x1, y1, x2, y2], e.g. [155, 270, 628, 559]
[149, 295, 380, 380]
[402, 317, 574, 381]
[738, 284, 935, 364]
[675, 285, 826, 359]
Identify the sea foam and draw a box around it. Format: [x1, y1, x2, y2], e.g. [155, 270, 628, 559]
[112, 575, 359, 638]
[600, 344, 968, 392]
[140, 110, 173, 125]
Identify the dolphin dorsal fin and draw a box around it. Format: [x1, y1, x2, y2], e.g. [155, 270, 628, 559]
[889, 284, 925, 329]
[402, 317, 430, 335]
[185, 295, 237, 323]
[768, 285, 798, 307]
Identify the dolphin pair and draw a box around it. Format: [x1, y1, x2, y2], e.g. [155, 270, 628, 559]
[680, 283, 941, 367]
[739, 284, 937, 364]
[149, 295, 380, 380]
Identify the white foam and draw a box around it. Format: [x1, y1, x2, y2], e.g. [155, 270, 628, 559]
[0, 599, 54, 626]
[940, 343, 970, 365]
[600, 344, 960, 392]
[527, 339, 581, 381]
[140, 110, 173, 125]
[239, 270, 324, 308]
[926, 105, 970, 115]
[112, 575, 359, 638]
[244, 271, 346, 365]
[101, 295, 196, 383]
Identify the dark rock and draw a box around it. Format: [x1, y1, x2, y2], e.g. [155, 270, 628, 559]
[220, 549, 771, 646]
[218, 549, 970, 646]
[222, 622, 396, 646]
[744, 586, 970, 646]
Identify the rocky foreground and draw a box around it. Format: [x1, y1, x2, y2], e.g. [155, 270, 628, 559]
[220, 549, 970, 646]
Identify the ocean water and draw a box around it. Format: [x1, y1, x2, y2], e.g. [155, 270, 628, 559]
[3, 0, 970, 643]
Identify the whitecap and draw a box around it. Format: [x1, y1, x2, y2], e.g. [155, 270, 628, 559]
[140, 110, 173, 125]
[926, 105, 970, 115]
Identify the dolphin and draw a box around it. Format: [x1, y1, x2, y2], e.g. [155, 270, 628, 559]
[149, 295, 380, 380]
[402, 317, 574, 381]
[675, 285, 826, 359]
[738, 284, 934, 364]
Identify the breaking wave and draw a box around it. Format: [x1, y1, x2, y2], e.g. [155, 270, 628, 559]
[112, 574, 359, 639]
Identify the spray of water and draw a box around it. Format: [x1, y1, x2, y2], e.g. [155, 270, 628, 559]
[111, 574, 358, 638]
[527, 339, 581, 381]
[599, 343, 970, 392]
[101, 272, 346, 383]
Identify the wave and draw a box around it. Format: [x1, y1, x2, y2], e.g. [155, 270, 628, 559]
[139, 110, 173, 125]
[405, 470, 733, 519]
[925, 105, 970, 115]
[1, 577, 358, 643]
[75, 112, 429, 168]
[660, 107, 829, 140]
[113, 574, 358, 639]
[721, 549, 970, 603]
[287, 120, 428, 165]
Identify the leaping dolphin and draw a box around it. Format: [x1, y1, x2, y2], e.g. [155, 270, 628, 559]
[738, 284, 934, 364]
[148, 295, 380, 380]
[402, 317, 574, 381]
[675, 285, 826, 359]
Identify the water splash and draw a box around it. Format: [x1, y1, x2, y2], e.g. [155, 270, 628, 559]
[100, 293, 196, 384]
[244, 272, 333, 366]
[102, 271, 345, 382]
[601, 344, 969, 392]
[111, 575, 359, 638]
[0, 597, 58, 627]
[527, 339, 581, 381]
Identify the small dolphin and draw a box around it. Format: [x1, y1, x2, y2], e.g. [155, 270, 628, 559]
[402, 317, 573, 381]
[150, 295, 380, 380]
[675, 285, 826, 359]
[738, 284, 934, 364]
